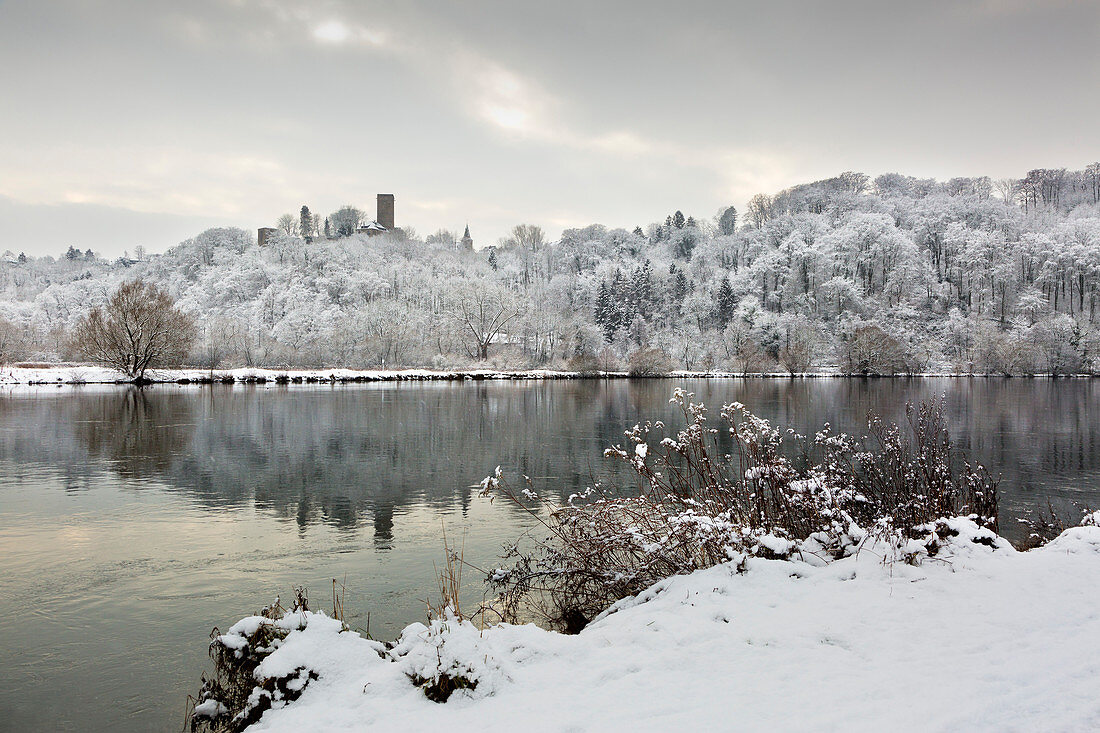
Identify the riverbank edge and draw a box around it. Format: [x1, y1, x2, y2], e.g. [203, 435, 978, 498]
[3, 364, 1099, 386]
[190, 516, 1100, 732]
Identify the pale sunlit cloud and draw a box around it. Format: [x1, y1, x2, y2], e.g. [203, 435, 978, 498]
[450, 49, 792, 204]
[312, 19, 350, 44]
[464, 61, 551, 137]
[311, 18, 387, 47]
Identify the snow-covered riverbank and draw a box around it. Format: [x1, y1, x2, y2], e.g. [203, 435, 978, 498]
[3, 364, 1097, 386]
[0, 365, 589, 385]
[195, 517, 1100, 732]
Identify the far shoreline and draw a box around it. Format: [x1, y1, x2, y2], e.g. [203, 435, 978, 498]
[2, 364, 1099, 387]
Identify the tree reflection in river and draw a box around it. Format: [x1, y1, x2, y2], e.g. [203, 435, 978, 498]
[1, 379, 1098, 542]
[70, 388, 196, 480]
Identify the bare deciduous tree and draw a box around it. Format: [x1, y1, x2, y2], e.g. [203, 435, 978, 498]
[451, 285, 521, 361]
[840, 323, 909, 375]
[71, 280, 197, 382]
[746, 193, 773, 228]
[993, 178, 1018, 204]
[276, 213, 298, 236]
[0, 316, 24, 365]
[779, 318, 817, 374]
[500, 224, 548, 285]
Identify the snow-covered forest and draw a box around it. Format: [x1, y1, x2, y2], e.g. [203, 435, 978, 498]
[3, 164, 1100, 374]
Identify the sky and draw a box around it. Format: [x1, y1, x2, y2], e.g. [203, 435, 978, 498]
[1, 0, 1098, 257]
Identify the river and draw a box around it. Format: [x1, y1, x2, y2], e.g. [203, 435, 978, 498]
[1, 378, 1097, 731]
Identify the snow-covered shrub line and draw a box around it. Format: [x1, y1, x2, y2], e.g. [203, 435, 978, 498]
[480, 389, 999, 631]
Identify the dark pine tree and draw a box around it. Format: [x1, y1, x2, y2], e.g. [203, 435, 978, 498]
[631, 260, 654, 320]
[715, 278, 736, 327]
[672, 270, 690, 304]
[673, 210, 686, 229]
[595, 279, 612, 340]
[613, 270, 627, 332]
[597, 280, 611, 316]
[300, 206, 313, 243]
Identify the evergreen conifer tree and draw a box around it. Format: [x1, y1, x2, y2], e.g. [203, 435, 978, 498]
[715, 278, 736, 326]
[300, 206, 313, 243]
[631, 260, 654, 320]
[596, 276, 625, 344]
[672, 270, 690, 303]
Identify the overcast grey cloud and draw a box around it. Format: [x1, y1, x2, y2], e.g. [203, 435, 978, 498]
[1, 0, 1097, 256]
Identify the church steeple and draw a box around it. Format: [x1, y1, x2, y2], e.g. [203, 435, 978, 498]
[460, 223, 474, 250]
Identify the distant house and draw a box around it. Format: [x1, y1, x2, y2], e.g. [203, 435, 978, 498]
[487, 332, 524, 345]
[356, 221, 388, 236]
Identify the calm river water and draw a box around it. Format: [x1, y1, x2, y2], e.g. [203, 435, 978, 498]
[1, 378, 1098, 732]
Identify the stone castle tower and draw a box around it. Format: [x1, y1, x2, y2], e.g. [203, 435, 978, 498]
[257, 227, 278, 246]
[377, 194, 395, 231]
[460, 223, 474, 250]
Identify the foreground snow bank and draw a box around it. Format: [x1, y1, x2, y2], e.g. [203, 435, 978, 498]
[197, 518, 1100, 732]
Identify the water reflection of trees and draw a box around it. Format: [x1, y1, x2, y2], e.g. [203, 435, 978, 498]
[70, 389, 195, 479]
[20, 384, 626, 540]
[2, 380, 1099, 542]
[0, 388, 197, 491]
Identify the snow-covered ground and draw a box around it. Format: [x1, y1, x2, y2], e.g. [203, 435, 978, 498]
[0, 365, 587, 385]
[1, 364, 1087, 386]
[199, 517, 1100, 732]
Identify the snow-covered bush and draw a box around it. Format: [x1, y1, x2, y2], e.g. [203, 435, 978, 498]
[626, 347, 673, 376]
[480, 389, 998, 631]
[190, 589, 330, 733]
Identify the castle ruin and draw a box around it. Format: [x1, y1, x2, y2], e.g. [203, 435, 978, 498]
[261, 194, 425, 244]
